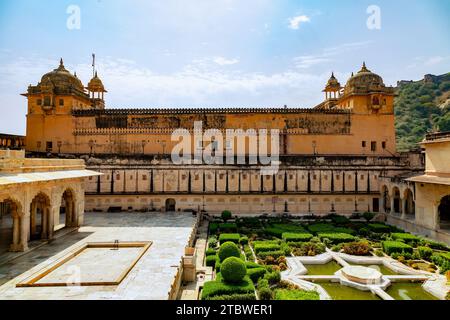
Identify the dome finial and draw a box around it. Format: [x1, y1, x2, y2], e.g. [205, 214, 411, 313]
[359, 61, 370, 73]
[95, 71, 98, 78]
[60, 58, 64, 67]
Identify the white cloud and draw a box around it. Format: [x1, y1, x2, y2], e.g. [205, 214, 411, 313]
[288, 15, 310, 30]
[424, 56, 445, 66]
[213, 56, 240, 66]
[293, 41, 373, 69]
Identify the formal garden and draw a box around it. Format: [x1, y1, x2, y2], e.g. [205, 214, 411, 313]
[200, 210, 450, 300]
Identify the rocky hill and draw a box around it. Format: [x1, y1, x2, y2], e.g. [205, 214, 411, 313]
[395, 72, 450, 151]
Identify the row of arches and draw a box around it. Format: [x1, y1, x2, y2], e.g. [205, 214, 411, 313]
[380, 185, 415, 217]
[380, 184, 450, 230]
[0, 188, 78, 254]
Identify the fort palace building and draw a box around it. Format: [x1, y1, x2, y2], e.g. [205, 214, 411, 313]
[5, 58, 446, 243]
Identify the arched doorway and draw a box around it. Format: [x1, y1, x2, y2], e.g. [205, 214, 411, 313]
[165, 198, 176, 212]
[30, 193, 51, 240]
[438, 195, 450, 230]
[403, 188, 415, 218]
[392, 187, 400, 214]
[57, 189, 76, 231]
[0, 201, 13, 254]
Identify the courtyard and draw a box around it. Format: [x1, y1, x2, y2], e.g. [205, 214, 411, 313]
[0, 212, 196, 299]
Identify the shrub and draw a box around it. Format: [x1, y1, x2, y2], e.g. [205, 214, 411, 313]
[292, 242, 326, 256]
[382, 241, 413, 255]
[264, 224, 308, 237]
[418, 246, 433, 260]
[362, 212, 375, 222]
[247, 267, 267, 283]
[257, 278, 272, 300]
[391, 233, 420, 244]
[218, 223, 237, 232]
[421, 240, 449, 251]
[273, 289, 320, 300]
[374, 249, 384, 257]
[218, 242, 241, 262]
[368, 223, 391, 233]
[330, 215, 350, 225]
[205, 248, 216, 256]
[209, 223, 219, 234]
[221, 210, 232, 221]
[318, 233, 355, 244]
[206, 255, 217, 268]
[208, 235, 218, 248]
[254, 243, 281, 254]
[239, 236, 249, 245]
[257, 250, 285, 259]
[215, 259, 221, 272]
[264, 270, 281, 284]
[219, 233, 240, 244]
[342, 241, 372, 256]
[206, 293, 256, 300]
[245, 261, 261, 269]
[221, 257, 247, 283]
[308, 223, 335, 233]
[243, 245, 254, 261]
[282, 232, 313, 242]
[201, 276, 255, 299]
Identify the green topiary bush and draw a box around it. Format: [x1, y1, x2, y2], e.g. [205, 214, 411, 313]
[219, 233, 240, 244]
[247, 267, 267, 283]
[201, 276, 255, 300]
[382, 240, 413, 255]
[264, 270, 281, 284]
[221, 210, 232, 221]
[221, 257, 247, 283]
[368, 223, 391, 233]
[253, 243, 281, 254]
[205, 248, 216, 256]
[218, 241, 241, 262]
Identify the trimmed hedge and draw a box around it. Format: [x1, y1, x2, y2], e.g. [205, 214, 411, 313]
[239, 236, 249, 245]
[254, 243, 281, 254]
[382, 241, 413, 255]
[391, 233, 420, 243]
[418, 246, 433, 260]
[273, 289, 320, 300]
[201, 276, 255, 300]
[218, 223, 238, 232]
[205, 293, 256, 300]
[219, 233, 240, 244]
[318, 233, 355, 244]
[247, 267, 267, 283]
[264, 224, 308, 237]
[221, 257, 247, 283]
[206, 255, 217, 268]
[368, 223, 391, 233]
[218, 242, 241, 261]
[257, 250, 285, 259]
[205, 248, 216, 256]
[245, 261, 261, 269]
[308, 223, 335, 233]
[282, 232, 313, 242]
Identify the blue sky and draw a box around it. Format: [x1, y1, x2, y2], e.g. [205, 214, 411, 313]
[0, 0, 449, 134]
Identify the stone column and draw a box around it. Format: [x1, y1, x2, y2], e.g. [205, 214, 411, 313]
[390, 196, 395, 215]
[401, 198, 406, 219]
[19, 215, 30, 251]
[10, 216, 20, 251]
[47, 206, 57, 240]
[30, 202, 36, 238]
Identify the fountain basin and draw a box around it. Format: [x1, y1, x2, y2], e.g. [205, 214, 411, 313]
[341, 265, 382, 285]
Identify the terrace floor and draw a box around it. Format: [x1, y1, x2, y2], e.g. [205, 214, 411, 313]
[0, 212, 196, 300]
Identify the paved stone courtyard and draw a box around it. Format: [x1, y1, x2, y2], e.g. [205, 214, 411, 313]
[0, 212, 196, 299]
